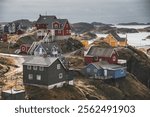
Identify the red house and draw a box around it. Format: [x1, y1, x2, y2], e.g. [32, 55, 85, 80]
[2, 34, 8, 42]
[20, 44, 31, 54]
[35, 15, 71, 40]
[84, 46, 118, 64]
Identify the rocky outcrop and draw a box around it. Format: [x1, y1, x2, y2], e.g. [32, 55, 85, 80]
[118, 46, 150, 88]
[25, 73, 150, 100]
[138, 27, 150, 32]
[117, 28, 138, 33]
[118, 22, 146, 25]
[82, 32, 97, 40]
[146, 35, 150, 39]
[71, 22, 94, 33]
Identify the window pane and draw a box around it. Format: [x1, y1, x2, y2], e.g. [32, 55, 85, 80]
[37, 75, 41, 80]
[39, 67, 44, 71]
[59, 73, 63, 79]
[27, 66, 31, 70]
[33, 66, 37, 70]
[57, 64, 61, 70]
[28, 74, 33, 80]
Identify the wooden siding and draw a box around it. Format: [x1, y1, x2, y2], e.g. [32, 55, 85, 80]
[84, 53, 118, 65]
[104, 34, 127, 47]
[23, 59, 67, 86]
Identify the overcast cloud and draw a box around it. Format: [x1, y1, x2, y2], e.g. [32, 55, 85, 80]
[0, 0, 150, 23]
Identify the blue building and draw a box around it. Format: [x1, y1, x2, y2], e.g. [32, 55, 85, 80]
[81, 61, 126, 79]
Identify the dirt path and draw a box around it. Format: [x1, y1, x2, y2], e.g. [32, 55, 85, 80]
[0, 53, 26, 90]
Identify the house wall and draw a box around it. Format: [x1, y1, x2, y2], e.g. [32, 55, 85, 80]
[81, 64, 103, 78]
[20, 45, 30, 53]
[107, 68, 126, 79]
[104, 34, 127, 47]
[63, 21, 71, 36]
[84, 54, 118, 65]
[104, 34, 117, 47]
[36, 24, 47, 30]
[23, 65, 49, 85]
[47, 59, 67, 85]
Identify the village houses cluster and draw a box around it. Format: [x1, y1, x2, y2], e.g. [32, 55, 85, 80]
[0, 15, 127, 92]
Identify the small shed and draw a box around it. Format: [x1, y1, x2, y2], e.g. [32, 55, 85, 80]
[81, 61, 126, 79]
[2, 89, 25, 100]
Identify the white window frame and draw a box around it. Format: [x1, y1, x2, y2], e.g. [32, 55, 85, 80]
[36, 75, 41, 80]
[39, 67, 44, 71]
[59, 73, 63, 79]
[57, 64, 61, 70]
[94, 69, 98, 73]
[33, 66, 38, 70]
[87, 68, 91, 73]
[27, 65, 31, 70]
[28, 74, 33, 80]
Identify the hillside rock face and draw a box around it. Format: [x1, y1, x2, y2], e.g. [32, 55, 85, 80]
[72, 22, 138, 34]
[82, 32, 97, 40]
[71, 22, 94, 33]
[118, 46, 150, 88]
[25, 73, 150, 100]
[146, 35, 150, 39]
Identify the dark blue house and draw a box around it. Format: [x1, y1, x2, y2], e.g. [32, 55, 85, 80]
[81, 61, 126, 79]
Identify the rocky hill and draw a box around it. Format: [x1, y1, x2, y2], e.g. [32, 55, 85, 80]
[72, 22, 138, 34]
[25, 73, 150, 100]
[71, 22, 95, 33]
[24, 42, 150, 100]
[118, 46, 150, 88]
[118, 22, 147, 25]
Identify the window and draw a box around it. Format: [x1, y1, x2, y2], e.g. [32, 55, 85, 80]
[94, 69, 98, 73]
[112, 56, 116, 61]
[57, 64, 61, 70]
[27, 65, 31, 70]
[59, 73, 63, 79]
[28, 74, 33, 80]
[58, 30, 61, 34]
[39, 67, 44, 71]
[54, 24, 59, 28]
[87, 68, 91, 73]
[36, 75, 41, 80]
[33, 66, 38, 70]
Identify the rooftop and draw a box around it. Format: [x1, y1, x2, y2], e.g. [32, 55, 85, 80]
[23, 56, 57, 67]
[86, 46, 117, 57]
[110, 32, 126, 42]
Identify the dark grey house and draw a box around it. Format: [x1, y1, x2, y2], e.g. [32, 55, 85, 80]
[23, 56, 73, 89]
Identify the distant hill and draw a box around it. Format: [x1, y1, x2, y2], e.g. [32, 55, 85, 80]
[91, 22, 113, 27]
[118, 22, 147, 25]
[71, 22, 94, 33]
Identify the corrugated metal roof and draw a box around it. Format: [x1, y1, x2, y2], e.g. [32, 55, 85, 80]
[23, 56, 57, 67]
[86, 46, 116, 57]
[91, 61, 126, 70]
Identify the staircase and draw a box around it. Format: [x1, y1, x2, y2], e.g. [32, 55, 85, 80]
[27, 42, 38, 55]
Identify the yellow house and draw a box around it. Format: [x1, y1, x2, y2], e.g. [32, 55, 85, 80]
[104, 32, 127, 47]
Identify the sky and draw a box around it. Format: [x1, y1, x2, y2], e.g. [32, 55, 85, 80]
[0, 0, 150, 24]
